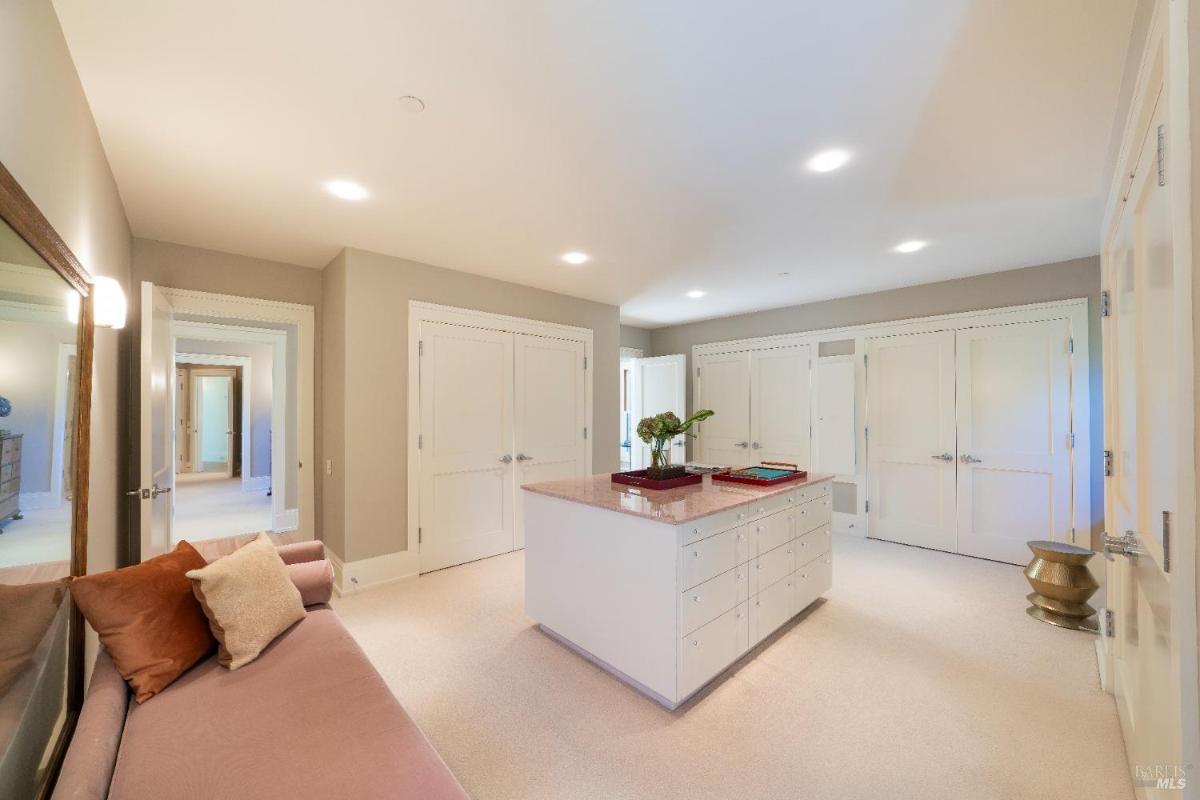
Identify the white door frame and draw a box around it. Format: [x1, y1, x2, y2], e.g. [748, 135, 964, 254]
[693, 297, 1091, 541]
[176, 354, 252, 485]
[407, 301, 594, 575]
[158, 287, 315, 540]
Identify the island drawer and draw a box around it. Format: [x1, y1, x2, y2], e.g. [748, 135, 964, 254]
[747, 492, 791, 520]
[753, 508, 795, 555]
[681, 527, 749, 590]
[796, 524, 831, 564]
[679, 604, 741, 699]
[795, 480, 831, 505]
[680, 565, 750, 636]
[750, 573, 795, 647]
[801, 494, 832, 532]
[796, 553, 833, 612]
[679, 505, 751, 546]
[752, 540, 795, 594]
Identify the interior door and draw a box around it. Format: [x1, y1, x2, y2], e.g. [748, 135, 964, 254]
[1104, 84, 1183, 792]
[138, 282, 175, 560]
[814, 356, 856, 476]
[866, 331, 957, 553]
[632, 354, 687, 467]
[954, 320, 1073, 564]
[418, 322, 515, 573]
[750, 345, 811, 468]
[695, 351, 751, 466]
[194, 371, 234, 477]
[513, 333, 587, 548]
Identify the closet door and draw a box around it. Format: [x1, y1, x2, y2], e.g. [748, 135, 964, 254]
[866, 331, 957, 553]
[750, 345, 811, 468]
[954, 320, 1072, 564]
[418, 322, 515, 573]
[632, 354, 687, 468]
[695, 352, 751, 466]
[513, 333, 587, 548]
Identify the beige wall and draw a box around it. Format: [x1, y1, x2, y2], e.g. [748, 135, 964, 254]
[320, 251, 347, 560]
[325, 247, 621, 563]
[620, 325, 652, 352]
[648, 256, 1104, 538]
[1, 0, 133, 575]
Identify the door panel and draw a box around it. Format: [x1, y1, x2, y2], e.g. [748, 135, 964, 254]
[955, 320, 1072, 564]
[866, 331, 956, 553]
[696, 352, 750, 466]
[139, 282, 175, 559]
[632, 354, 686, 467]
[751, 345, 811, 468]
[514, 334, 586, 548]
[814, 357, 856, 476]
[418, 322, 515, 573]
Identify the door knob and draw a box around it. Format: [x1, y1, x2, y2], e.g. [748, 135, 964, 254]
[751, 442, 762, 450]
[931, 453, 954, 462]
[499, 454, 513, 463]
[1103, 530, 1140, 560]
[151, 484, 172, 498]
[734, 441, 749, 448]
[960, 454, 982, 464]
[516, 454, 533, 461]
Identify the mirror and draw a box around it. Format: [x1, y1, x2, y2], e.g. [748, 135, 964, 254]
[0, 164, 91, 800]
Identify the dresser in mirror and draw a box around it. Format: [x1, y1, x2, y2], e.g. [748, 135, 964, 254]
[0, 163, 93, 800]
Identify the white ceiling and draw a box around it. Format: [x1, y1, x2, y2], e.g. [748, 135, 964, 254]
[53, 0, 1136, 327]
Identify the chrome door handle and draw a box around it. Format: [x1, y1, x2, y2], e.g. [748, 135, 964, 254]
[126, 488, 149, 499]
[751, 442, 762, 450]
[516, 454, 533, 461]
[673, 440, 684, 447]
[931, 453, 954, 462]
[499, 454, 513, 463]
[151, 484, 172, 498]
[734, 441, 749, 448]
[1103, 530, 1140, 560]
[960, 454, 982, 464]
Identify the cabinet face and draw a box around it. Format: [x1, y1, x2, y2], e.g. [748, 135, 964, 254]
[695, 351, 751, 466]
[751, 344, 811, 468]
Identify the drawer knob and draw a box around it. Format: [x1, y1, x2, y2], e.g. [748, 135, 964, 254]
[693, 550, 700, 558]
[801, 541, 807, 547]
[736, 573, 743, 580]
[693, 527, 700, 535]
[692, 595, 700, 602]
[692, 639, 699, 647]
[801, 572, 807, 579]
[787, 497, 793, 503]
[737, 613, 744, 620]
[786, 549, 792, 555]
[756, 563, 761, 570]
[738, 512, 745, 519]
[755, 600, 760, 607]
[756, 526, 761, 533]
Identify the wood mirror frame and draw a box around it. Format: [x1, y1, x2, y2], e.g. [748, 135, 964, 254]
[0, 160, 94, 799]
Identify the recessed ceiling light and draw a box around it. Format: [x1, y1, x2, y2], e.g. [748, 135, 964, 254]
[778, 271, 791, 277]
[324, 179, 369, 201]
[893, 240, 929, 254]
[686, 290, 706, 299]
[806, 148, 852, 173]
[398, 95, 426, 113]
[561, 251, 590, 265]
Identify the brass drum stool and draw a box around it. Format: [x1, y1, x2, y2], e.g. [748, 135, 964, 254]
[1024, 540, 1099, 633]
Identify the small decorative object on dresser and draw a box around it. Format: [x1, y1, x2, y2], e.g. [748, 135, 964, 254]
[1023, 540, 1099, 632]
[637, 409, 714, 480]
[0, 432, 23, 526]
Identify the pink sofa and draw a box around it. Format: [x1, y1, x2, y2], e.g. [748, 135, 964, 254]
[53, 542, 468, 800]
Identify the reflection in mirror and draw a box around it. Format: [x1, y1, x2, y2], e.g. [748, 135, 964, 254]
[0, 215, 79, 798]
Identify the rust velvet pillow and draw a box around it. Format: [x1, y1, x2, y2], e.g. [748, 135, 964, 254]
[69, 541, 216, 703]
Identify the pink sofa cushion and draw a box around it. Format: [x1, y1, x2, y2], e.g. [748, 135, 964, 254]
[285, 560, 334, 607]
[106, 606, 467, 800]
[274, 540, 325, 565]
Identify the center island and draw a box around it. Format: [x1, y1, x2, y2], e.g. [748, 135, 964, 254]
[522, 471, 834, 709]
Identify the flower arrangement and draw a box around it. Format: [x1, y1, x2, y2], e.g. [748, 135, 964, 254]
[637, 409, 715, 477]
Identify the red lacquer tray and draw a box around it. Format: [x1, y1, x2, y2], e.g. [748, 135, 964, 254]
[611, 469, 703, 490]
[711, 463, 808, 487]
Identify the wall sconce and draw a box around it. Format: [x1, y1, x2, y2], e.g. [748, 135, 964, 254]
[66, 276, 127, 329]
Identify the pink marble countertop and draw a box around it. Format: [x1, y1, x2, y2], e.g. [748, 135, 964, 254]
[521, 472, 834, 525]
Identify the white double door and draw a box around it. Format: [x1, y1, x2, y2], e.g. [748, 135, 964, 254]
[695, 344, 811, 468]
[866, 320, 1073, 564]
[418, 321, 587, 573]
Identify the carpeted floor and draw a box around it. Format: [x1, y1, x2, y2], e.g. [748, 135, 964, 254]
[333, 534, 1134, 800]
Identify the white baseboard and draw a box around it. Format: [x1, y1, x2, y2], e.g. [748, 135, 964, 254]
[242, 475, 271, 492]
[18, 491, 61, 511]
[329, 549, 419, 596]
[1095, 614, 1114, 693]
[273, 508, 299, 531]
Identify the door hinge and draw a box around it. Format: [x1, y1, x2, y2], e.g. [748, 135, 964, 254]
[865, 499, 870, 513]
[1100, 290, 1111, 317]
[1067, 337, 1074, 354]
[1103, 449, 1113, 477]
[696, 366, 701, 378]
[1101, 607, 1115, 638]
[583, 426, 588, 440]
[1157, 124, 1166, 187]
[1163, 510, 1171, 573]
[1066, 432, 1075, 448]
[583, 355, 588, 370]
[863, 353, 868, 368]
[418, 527, 422, 544]
[864, 426, 869, 441]
[418, 340, 423, 356]
[418, 434, 423, 450]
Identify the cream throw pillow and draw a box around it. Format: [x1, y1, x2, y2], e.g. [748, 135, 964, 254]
[186, 534, 306, 670]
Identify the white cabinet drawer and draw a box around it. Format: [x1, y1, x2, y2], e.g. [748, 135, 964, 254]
[801, 494, 832, 532]
[752, 541, 795, 595]
[679, 605, 740, 699]
[680, 565, 749, 636]
[748, 492, 790, 520]
[796, 553, 833, 612]
[680, 505, 751, 545]
[796, 524, 831, 565]
[681, 527, 749, 590]
[753, 509, 795, 556]
[796, 480, 830, 505]
[750, 574, 795, 646]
